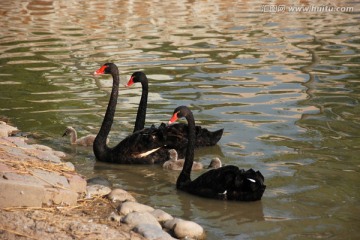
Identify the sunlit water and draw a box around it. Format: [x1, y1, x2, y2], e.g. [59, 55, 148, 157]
[1, 0, 359, 239]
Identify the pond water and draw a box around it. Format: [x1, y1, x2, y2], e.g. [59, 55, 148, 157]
[1, 0, 359, 239]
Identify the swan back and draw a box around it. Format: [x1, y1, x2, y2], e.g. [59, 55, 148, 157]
[76, 135, 96, 146]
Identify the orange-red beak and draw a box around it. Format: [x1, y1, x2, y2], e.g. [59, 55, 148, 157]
[94, 65, 107, 75]
[126, 76, 134, 87]
[168, 112, 178, 125]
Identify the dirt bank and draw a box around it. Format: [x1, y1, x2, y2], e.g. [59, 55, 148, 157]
[0, 121, 205, 240]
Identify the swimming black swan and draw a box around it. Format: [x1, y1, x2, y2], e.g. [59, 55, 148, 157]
[168, 106, 266, 201]
[126, 71, 224, 157]
[63, 126, 96, 146]
[93, 63, 169, 164]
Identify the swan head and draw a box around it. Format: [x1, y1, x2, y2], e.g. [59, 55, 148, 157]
[63, 126, 75, 137]
[168, 106, 189, 125]
[168, 149, 178, 161]
[94, 63, 118, 75]
[126, 71, 146, 87]
[208, 157, 222, 169]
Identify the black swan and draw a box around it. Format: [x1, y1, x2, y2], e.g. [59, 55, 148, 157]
[163, 149, 222, 171]
[168, 106, 266, 201]
[126, 71, 224, 157]
[63, 126, 96, 146]
[93, 63, 169, 164]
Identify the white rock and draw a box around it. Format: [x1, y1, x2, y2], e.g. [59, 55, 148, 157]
[163, 218, 184, 230]
[107, 188, 136, 202]
[31, 144, 52, 151]
[122, 212, 161, 229]
[0, 129, 8, 137]
[134, 224, 175, 240]
[0, 121, 18, 136]
[150, 209, 173, 223]
[52, 150, 66, 158]
[86, 184, 111, 198]
[64, 162, 75, 171]
[118, 201, 154, 215]
[173, 220, 205, 239]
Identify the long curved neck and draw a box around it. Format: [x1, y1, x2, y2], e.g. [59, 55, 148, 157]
[176, 111, 195, 189]
[133, 78, 148, 133]
[70, 129, 77, 144]
[94, 70, 119, 160]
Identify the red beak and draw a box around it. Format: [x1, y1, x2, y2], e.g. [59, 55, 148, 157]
[168, 113, 178, 125]
[94, 65, 107, 75]
[126, 76, 135, 87]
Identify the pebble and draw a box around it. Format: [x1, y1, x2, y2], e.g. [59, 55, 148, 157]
[163, 218, 184, 230]
[52, 150, 67, 158]
[31, 143, 67, 159]
[134, 224, 175, 240]
[86, 184, 111, 198]
[64, 162, 75, 171]
[150, 209, 173, 223]
[118, 201, 154, 215]
[121, 211, 161, 229]
[0, 121, 18, 137]
[107, 188, 136, 203]
[173, 220, 205, 239]
[31, 144, 52, 151]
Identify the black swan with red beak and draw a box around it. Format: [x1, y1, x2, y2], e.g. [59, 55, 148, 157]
[126, 71, 224, 158]
[168, 106, 266, 201]
[93, 63, 169, 164]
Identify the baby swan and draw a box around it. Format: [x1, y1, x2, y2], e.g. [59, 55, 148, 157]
[62, 126, 96, 147]
[207, 157, 222, 169]
[163, 149, 203, 171]
[163, 149, 223, 171]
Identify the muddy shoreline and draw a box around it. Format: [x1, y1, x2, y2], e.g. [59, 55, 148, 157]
[0, 121, 205, 240]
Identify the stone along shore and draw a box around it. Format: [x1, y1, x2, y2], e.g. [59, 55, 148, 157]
[0, 121, 205, 240]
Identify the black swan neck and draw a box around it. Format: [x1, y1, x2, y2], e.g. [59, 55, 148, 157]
[133, 76, 148, 133]
[94, 69, 119, 159]
[176, 109, 195, 188]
